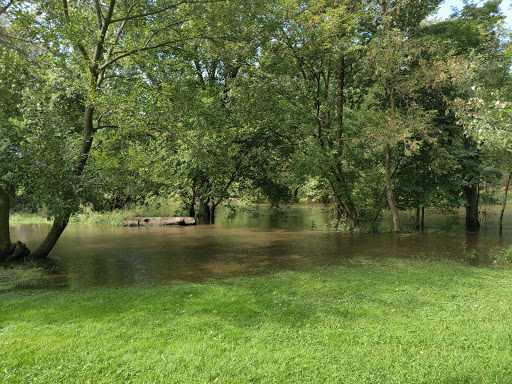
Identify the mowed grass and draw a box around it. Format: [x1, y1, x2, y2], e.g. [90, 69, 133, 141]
[1, 259, 512, 383]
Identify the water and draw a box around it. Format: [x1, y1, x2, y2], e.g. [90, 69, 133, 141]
[9, 205, 512, 289]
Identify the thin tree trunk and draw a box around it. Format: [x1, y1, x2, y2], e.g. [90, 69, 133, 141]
[385, 143, 401, 233]
[421, 206, 425, 233]
[336, 55, 344, 149]
[499, 171, 512, 235]
[189, 196, 196, 218]
[371, 207, 381, 231]
[75, 105, 96, 175]
[385, 88, 400, 233]
[415, 206, 420, 232]
[333, 196, 343, 228]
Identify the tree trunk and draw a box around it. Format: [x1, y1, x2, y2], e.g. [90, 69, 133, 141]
[464, 184, 480, 231]
[328, 178, 358, 231]
[345, 199, 359, 230]
[421, 206, 425, 233]
[385, 143, 401, 233]
[0, 185, 31, 262]
[189, 199, 196, 218]
[211, 203, 217, 225]
[371, 207, 381, 231]
[26, 103, 96, 260]
[0, 186, 11, 256]
[415, 206, 420, 232]
[197, 198, 211, 224]
[29, 217, 69, 259]
[499, 171, 512, 236]
[336, 55, 344, 149]
[333, 196, 343, 229]
[189, 187, 196, 218]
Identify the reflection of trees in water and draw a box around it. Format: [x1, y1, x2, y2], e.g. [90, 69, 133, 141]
[13, 208, 512, 288]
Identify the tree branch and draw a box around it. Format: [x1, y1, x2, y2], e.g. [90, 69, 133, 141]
[143, 19, 188, 48]
[0, 0, 14, 16]
[94, 0, 103, 28]
[104, 2, 137, 62]
[91, 0, 116, 66]
[61, 0, 90, 63]
[99, 37, 193, 72]
[110, 1, 187, 24]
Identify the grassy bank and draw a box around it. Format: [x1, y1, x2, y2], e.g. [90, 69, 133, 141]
[9, 200, 182, 227]
[1, 259, 512, 383]
[8, 213, 51, 225]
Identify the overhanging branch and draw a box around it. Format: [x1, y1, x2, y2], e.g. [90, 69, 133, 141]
[99, 37, 194, 72]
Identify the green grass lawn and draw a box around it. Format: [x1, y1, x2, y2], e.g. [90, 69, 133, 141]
[1, 259, 512, 383]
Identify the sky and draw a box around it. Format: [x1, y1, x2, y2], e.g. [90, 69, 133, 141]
[435, 0, 512, 26]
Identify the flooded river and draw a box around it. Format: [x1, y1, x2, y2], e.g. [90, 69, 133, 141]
[10, 205, 512, 289]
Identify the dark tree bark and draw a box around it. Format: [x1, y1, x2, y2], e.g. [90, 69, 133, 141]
[189, 195, 196, 218]
[197, 198, 211, 224]
[421, 206, 425, 233]
[499, 171, 512, 236]
[415, 205, 425, 232]
[0, 185, 11, 256]
[211, 202, 217, 225]
[464, 184, 480, 231]
[0, 185, 30, 262]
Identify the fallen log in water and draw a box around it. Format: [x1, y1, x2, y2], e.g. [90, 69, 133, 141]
[123, 217, 196, 226]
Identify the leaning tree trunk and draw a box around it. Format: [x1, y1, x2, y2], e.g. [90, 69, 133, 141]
[499, 171, 512, 236]
[27, 103, 96, 260]
[385, 143, 401, 233]
[464, 184, 480, 232]
[345, 198, 359, 230]
[333, 196, 344, 229]
[29, 217, 69, 260]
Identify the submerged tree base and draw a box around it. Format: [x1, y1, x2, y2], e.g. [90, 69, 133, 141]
[0, 241, 31, 263]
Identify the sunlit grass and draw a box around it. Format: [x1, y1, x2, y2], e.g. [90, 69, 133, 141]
[1, 259, 512, 383]
[8, 200, 183, 227]
[8, 214, 50, 225]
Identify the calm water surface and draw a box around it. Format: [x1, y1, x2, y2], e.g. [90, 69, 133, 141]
[11, 205, 512, 289]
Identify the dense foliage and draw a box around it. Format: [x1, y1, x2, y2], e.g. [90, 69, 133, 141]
[0, 0, 511, 260]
